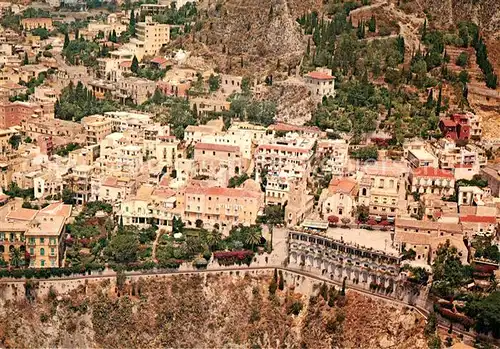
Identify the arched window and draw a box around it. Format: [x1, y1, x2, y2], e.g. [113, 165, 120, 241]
[362, 188, 367, 196]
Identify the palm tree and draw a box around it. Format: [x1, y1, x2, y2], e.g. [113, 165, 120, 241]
[245, 228, 262, 250]
[9, 247, 23, 268]
[206, 229, 222, 251]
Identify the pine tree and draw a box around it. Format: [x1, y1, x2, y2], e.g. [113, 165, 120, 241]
[435, 83, 443, 116]
[111, 29, 117, 43]
[63, 32, 70, 49]
[131, 55, 139, 74]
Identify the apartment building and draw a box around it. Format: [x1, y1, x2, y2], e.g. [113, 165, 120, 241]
[0, 202, 71, 268]
[403, 139, 427, 158]
[194, 142, 243, 178]
[481, 164, 500, 197]
[459, 215, 497, 237]
[154, 135, 179, 170]
[254, 137, 315, 183]
[395, 218, 467, 264]
[116, 77, 156, 104]
[358, 162, 408, 221]
[190, 97, 230, 116]
[407, 148, 438, 168]
[133, 17, 170, 60]
[265, 169, 303, 206]
[64, 165, 93, 204]
[26, 213, 66, 268]
[0, 101, 54, 128]
[21, 18, 53, 30]
[0, 127, 18, 160]
[33, 170, 63, 199]
[409, 167, 455, 197]
[82, 115, 113, 145]
[316, 139, 349, 176]
[93, 176, 136, 203]
[184, 185, 263, 228]
[268, 123, 323, 139]
[184, 119, 224, 143]
[220, 74, 243, 95]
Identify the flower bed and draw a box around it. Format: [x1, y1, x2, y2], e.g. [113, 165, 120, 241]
[214, 250, 254, 266]
[437, 306, 474, 327]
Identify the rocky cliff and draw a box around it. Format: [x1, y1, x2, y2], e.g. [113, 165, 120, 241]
[0, 272, 428, 348]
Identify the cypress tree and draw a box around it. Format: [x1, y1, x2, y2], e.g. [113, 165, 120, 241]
[63, 32, 70, 49]
[421, 18, 427, 41]
[426, 89, 434, 108]
[435, 83, 443, 116]
[131, 55, 139, 74]
[23, 52, 29, 65]
[341, 277, 346, 296]
[278, 270, 284, 290]
[368, 15, 376, 32]
[129, 10, 136, 36]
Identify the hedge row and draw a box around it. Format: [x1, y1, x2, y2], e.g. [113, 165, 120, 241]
[0, 263, 105, 279]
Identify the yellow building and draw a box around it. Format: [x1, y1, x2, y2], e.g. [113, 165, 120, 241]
[82, 115, 113, 145]
[0, 202, 71, 268]
[133, 17, 170, 59]
[26, 213, 66, 268]
[184, 185, 263, 229]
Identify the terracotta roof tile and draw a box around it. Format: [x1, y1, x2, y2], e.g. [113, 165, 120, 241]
[185, 186, 261, 199]
[413, 167, 454, 179]
[460, 215, 496, 224]
[306, 71, 334, 80]
[6, 208, 38, 221]
[195, 142, 239, 152]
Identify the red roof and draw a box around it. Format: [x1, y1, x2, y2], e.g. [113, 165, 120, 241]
[185, 186, 261, 199]
[460, 215, 496, 224]
[440, 119, 457, 127]
[150, 56, 169, 65]
[194, 142, 239, 153]
[120, 60, 132, 68]
[307, 71, 334, 80]
[412, 167, 454, 179]
[329, 178, 357, 194]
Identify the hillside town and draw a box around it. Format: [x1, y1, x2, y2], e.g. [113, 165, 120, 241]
[0, 0, 500, 347]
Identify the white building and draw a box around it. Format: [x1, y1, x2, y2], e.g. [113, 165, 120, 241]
[304, 68, 335, 99]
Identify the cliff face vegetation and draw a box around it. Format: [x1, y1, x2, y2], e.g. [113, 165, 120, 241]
[0, 272, 427, 348]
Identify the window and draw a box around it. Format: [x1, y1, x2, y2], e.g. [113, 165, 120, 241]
[50, 248, 55, 256]
[30, 247, 34, 255]
[40, 248, 45, 256]
[50, 238, 56, 245]
[41, 260, 45, 267]
[40, 238, 44, 244]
